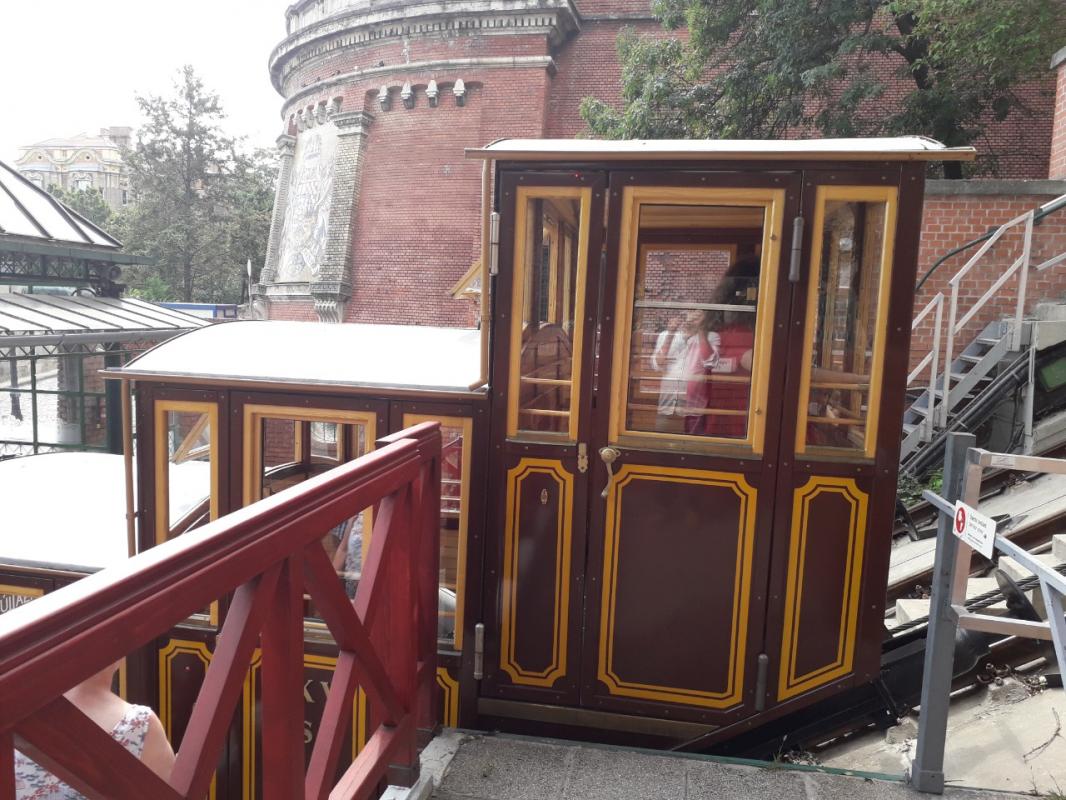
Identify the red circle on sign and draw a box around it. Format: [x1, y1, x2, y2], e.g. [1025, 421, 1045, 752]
[955, 506, 967, 534]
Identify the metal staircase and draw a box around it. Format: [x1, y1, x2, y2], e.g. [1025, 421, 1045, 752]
[901, 194, 1066, 470]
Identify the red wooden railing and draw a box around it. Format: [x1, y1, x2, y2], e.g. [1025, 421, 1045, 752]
[0, 422, 441, 800]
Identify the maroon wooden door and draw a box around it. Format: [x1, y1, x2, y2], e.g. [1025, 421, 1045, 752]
[480, 170, 607, 707]
[577, 172, 802, 726]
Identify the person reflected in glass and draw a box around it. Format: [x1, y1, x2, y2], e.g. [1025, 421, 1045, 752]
[652, 310, 720, 433]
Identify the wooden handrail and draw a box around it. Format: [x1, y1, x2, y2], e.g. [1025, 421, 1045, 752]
[0, 421, 442, 800]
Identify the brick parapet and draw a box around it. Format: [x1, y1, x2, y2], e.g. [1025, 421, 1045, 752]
[1050, 47, 1066, 180]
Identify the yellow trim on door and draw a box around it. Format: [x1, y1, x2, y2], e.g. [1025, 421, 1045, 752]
[777, 477, 869, 700]
[499, 458, 574, 687]
[158, 639, 216, 800]
[436, 667, 460, 727]
[608, 186, 786, 455]
[404, 413, 473, 653]
[597, 464, 757, 708]
[794, 185, 899, 460]
[506, 186, 592, 442]
[154, 400, 220, 546]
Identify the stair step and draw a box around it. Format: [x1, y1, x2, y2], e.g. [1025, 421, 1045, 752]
[977, 337, 1001, 346]
[960, 355, 984, 364]
[1054, 534, 1066, 561]
[903, 423, 918, 434]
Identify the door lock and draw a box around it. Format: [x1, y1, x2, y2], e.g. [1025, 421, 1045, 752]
[577, 442, 589, 474]
[599, 446, 621, 498]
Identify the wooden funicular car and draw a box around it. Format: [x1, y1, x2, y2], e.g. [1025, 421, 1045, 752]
[0, 137, 974, 796]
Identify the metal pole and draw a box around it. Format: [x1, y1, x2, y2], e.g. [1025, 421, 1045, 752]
[911, 431, 976, 794]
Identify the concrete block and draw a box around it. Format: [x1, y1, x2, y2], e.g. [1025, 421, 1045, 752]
[894, 599, 930, 625]
[435, 736, 571, 800]
[998, 553, 1061, 582]
[1053, 534, 1066, 562]
[561, 747, 686, 800]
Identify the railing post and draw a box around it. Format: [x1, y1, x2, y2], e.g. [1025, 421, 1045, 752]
[911, 432, 975, 794]
[942, 288, 959, 428]
[927, 295, 943, 442]
[382, 484, 419, 789]
[1011, 211, 1034, 352]
[261, 554, 307, 800]
[417, 454, 441, 743]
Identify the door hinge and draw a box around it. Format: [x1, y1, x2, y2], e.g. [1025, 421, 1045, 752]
[789, 216, 804, 283]
[577, 442, 589, 473]
[473, 622, 485, 680]
[755, 653, 769, 712]
[488, 212, 500, 276]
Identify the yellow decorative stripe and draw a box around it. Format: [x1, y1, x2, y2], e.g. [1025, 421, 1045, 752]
[597, 465, 757, 708]
[242, 650, 365, 800]
[778, 477, 869, 701]
[499, 458, 574, 687]
[158, 639, 215, 800]
[436, 667, 460, 728]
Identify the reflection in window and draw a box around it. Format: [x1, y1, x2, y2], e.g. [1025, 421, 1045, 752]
[246, 409, 375, 620]
[403, 414, 471, 651]
[513, 192, 586, 438]
[800, 195, 892, 454]
[163, 409, 213, 538]
[625, 204, 765, 441]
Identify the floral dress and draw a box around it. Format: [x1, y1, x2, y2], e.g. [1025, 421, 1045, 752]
[14, 705, 152, 799]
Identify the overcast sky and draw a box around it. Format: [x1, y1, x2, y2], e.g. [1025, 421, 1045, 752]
[0, 0, 294, 163]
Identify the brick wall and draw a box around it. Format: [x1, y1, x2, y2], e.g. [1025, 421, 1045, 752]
[1050, 50, 1066, 180]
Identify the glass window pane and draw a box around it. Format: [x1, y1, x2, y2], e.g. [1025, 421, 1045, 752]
[625, 205, 765, 440]
[164, 410, 213, 536]
[437, 422, 466, 649]
[515, 194, 584, 437]
[800, 197, 890, 454]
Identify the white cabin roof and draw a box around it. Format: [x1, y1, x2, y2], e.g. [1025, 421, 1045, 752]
[467, 136, 976, 162]
[113, 320, 483, 393]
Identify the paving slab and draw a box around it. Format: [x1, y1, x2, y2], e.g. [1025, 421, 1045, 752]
[430, 733, 1029, 800]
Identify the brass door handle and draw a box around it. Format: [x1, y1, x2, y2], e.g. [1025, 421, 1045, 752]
[599, 447, 621, 498]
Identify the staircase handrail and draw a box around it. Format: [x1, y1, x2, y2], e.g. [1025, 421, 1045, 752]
[0, 421, 442, 800]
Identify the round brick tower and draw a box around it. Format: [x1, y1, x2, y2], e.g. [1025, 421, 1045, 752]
[258, 0, 659, 325]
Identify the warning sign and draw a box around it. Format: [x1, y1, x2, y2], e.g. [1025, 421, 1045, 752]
[952, 501, 996, 558]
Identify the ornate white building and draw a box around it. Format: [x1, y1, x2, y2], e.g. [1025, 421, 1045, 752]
[14, 127, 131, 212]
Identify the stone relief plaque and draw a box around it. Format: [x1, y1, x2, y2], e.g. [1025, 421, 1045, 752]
[275, 123, 338, 284]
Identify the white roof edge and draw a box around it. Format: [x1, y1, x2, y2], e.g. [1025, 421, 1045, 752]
[466, 136, 977, 162]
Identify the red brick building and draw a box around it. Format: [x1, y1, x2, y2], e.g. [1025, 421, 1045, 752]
[256, 0, 1066, 344]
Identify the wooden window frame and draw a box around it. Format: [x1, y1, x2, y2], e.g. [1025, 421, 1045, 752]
[153, 400, 220, 546]
[403, 413, 473, 653]
[608, 186, 786, 455]
[506, 186, 592, 442]
[794, 185, 899, 460]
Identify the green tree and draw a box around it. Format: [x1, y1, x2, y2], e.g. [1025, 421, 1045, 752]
[46, 185, 114, 229]
[580, 0, 1065, 177]
[114, 66, 276, 302]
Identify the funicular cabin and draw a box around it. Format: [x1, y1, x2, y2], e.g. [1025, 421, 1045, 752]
[0, 137, 975, 797]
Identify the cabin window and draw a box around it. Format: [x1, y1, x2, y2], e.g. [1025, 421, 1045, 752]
[404, 413, 472, 652]
[609, 188, 785, 454]
[796, 186, 898, 459]
[242, 405, 376, 622]
[154, 401, 219, 544]
[507, 187, 591, 441]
